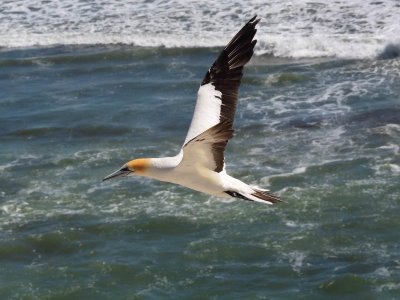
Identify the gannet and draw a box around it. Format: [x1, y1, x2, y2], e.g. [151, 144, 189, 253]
[103, 16, 282, 204]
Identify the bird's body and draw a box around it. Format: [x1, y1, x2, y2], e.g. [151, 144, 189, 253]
[124, 153, 278, 203]
[104, 16, 282, 204]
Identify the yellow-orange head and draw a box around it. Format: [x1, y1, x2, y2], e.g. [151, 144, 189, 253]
[103, 158, 151, 181]
[126, 158, 151, 174]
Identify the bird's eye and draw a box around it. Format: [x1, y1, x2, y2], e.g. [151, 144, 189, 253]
[121, 166, 130, 172]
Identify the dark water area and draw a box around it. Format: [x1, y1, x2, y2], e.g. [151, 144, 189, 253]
[0, 45, 399, 299]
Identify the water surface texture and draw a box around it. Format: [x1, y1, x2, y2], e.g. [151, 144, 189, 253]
[1, 1, 400, 299]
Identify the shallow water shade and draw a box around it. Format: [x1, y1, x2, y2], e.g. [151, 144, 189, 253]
[0, 45, 400, 299]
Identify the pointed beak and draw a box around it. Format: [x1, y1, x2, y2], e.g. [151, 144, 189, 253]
[102, 167, 133, 182]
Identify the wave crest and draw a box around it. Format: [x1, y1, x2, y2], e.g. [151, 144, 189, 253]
[1, 0, 399, 59]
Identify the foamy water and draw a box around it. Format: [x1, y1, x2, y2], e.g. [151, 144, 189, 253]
[1, 0, 400, 58]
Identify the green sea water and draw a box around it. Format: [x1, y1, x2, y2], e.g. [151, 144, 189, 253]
[1, 45, 400, 299]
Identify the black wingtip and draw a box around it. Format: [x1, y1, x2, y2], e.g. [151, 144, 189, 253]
[199, 15, 261, 126]
[249, 15, 257, 22]
[249, 15, 261, 25]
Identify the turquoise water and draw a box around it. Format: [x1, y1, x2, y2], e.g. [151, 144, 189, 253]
[1, 45, 399, 298]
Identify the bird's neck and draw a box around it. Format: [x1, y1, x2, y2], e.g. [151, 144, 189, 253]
[141, 152, 183, 181]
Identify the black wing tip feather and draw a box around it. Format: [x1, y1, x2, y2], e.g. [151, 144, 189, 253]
[201, 16, 260, 86]
[249, 15, 260, 24]
[200, 15, 260, 125]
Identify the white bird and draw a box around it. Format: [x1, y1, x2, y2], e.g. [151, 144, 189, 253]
[103, 16, 282, 204]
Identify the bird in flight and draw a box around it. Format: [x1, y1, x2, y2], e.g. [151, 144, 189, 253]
[103, 16, 282, 204]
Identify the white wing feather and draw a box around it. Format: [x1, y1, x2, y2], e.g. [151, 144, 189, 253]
[183, 83, 222, 145]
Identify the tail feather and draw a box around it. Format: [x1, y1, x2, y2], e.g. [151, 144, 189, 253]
[251, 189, 283, 204]
[224, 188, 284, 205]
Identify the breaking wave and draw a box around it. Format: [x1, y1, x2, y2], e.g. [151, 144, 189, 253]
[1, 0, 399, 59]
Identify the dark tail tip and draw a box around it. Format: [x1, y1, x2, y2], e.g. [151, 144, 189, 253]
[224, 189, 285, 205]
[252, 189, 285, 204]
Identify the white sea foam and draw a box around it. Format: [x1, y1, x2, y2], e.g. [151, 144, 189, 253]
[287, 250, 308, 273]
[374, 267, 391, 277]
[0, 154, 41, 172]
[378, 143, 400, 155]
[377, 283, 400, 292]
[1, 0, 399, 59]
[285, 220, 316, 230]
[373, 124, 400, 138]
[374, 163, 400, 175]
[260, 166, 307, 186]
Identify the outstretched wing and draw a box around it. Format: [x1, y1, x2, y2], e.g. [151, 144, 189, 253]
[183, 16, 260, 146]
[180, 121, 233, 172]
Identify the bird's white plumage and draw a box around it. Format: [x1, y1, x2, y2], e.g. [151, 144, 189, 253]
[183, 83, 222, 145]
[104, 16, 282, 204]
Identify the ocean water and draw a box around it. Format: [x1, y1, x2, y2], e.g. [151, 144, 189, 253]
[1, 1, 400, 299]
